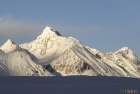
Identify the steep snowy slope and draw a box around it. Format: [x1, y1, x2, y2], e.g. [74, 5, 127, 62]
[0, 26, 139, 78]
[20, 26, 79, 64]
[0, 39, 52, 76]
[0, 50, 9, 76]
[0, 39, 20, 53]
[7, 50, 52, 76]
[86, 47, 140, 77]
[47, 44, 130, 76]
[19, 26, 140, 78]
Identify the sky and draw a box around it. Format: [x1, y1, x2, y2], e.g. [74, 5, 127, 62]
[0, 0, 140, 55]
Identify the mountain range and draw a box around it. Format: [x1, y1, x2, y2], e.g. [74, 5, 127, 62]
[0, 26, 140, 78]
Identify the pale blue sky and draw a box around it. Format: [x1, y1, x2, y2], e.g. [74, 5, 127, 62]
[0, 0, 140, 55]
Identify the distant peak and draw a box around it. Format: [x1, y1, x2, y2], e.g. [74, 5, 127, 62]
[43, 26, 54, 33]
[6, 38, 15, 44]
[121, 47, 129, 50]
[37, 26, 61, 39]
[115, 47, 133, 54]
[118, 47, 130, 52]
[42, 26, 61, 36]
[4, 38, 16, 46]
[0, 39, 18, 53]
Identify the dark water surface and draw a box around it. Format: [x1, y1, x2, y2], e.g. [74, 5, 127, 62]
[0, 76, 140, 94]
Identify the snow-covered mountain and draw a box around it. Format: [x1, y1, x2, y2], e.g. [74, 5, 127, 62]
[0, 26, 140, 78]
[0, 38, 52, 76]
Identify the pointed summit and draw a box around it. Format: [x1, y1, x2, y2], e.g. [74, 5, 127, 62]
[115, 47, 133, 54]
[42, 26, 61, 36]
[115, 47, 138, 60]
[5, 38, 15, 45]
[2, 38, 16, 47]
[0, 39, 18, 53]
[37, 26, 61, 39]
[43, 26, 54, 33]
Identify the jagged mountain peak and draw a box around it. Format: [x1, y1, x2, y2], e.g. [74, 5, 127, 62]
[0, 39, 19, 53]
[42, 26, 54, 34]
[20, 26, 74, 58]
[1, 26, 139, 78]
[115, 47, 134, 55]
[37, 26, 61, 40]
[4, 38, 15, 45]
[117, 47, 129, 51]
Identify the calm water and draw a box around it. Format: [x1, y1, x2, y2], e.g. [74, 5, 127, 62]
[0, 76, 139, 94]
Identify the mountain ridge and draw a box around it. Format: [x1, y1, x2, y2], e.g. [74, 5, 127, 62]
[0, 26, 140, 78]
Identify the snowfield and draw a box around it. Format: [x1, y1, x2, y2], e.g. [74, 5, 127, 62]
[0, 26, 140, 78]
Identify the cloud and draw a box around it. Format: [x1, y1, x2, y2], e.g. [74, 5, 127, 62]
[0, 17, 139, 55]
[0, 16, 44, 44]
[0, 16, 130, 46]
[0, 16, 124, 42]
[0, 17, 44, 36]
[0, 17, 126, 43]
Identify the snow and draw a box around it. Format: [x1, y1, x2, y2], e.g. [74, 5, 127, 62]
[0, 39, 19, 53]
[37, 26, 59, 40]
[0, 38, 53, 76]
[0, 26, 140, 78]
[7, 50, 53, 76]
[0, 50, 9, 76]
[20, 27, 77, 64]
